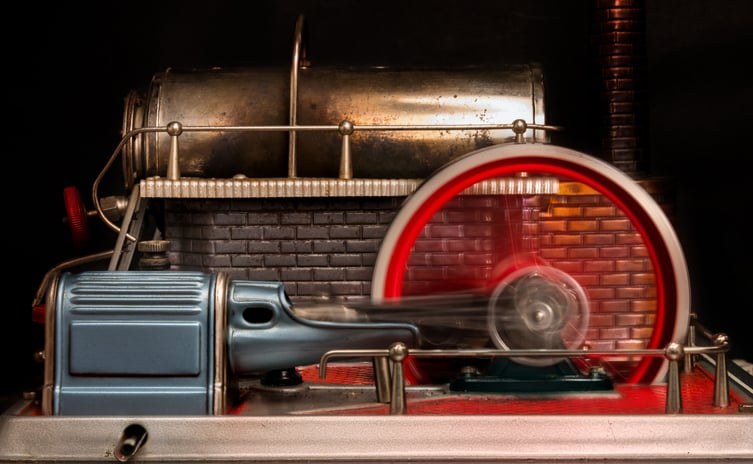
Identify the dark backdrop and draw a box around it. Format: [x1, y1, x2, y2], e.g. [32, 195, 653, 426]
[4, 1, 752, 395]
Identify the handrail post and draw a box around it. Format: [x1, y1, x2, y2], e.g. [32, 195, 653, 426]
[338, 120, 354, 179]
[713, 333, 730, 408]
[512, 118, 527, 144]
[373, 356, 391, 404]
[388, 342, 408, 415]
[684, 313, 697, 374]
[665, 342, 683, 414]
[166, 121, 183, 180]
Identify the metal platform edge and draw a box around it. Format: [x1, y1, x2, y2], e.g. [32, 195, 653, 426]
[1, 410, 752, 463]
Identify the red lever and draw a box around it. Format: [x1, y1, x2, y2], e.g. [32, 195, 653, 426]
[63, 186, 90, 249]
[31, 303, 46, 325]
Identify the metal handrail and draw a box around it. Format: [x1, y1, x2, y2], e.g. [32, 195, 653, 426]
[319, 337, 731, 415]
[92, 118, 562, 237]
[683, 312, 731, 407]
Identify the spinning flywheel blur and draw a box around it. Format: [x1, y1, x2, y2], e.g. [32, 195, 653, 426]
[371, 143, 690, 385]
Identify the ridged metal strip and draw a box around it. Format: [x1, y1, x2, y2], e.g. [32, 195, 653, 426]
[139, 177, 424, 198]
[140, 176, 561, 198]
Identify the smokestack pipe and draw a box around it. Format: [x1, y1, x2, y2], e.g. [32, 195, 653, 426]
[592, 0, 648, 177]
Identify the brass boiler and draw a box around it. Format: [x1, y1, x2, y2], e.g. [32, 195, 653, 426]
[121, 63, 546, 187]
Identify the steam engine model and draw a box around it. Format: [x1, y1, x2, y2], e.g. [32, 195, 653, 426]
[2, 14, 752, 464]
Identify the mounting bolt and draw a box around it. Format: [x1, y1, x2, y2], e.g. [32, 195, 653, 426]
[138, 240, 171, 270]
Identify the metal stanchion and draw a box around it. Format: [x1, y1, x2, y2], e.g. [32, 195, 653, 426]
[665, 342, 683, 414]
[166, 121, 183, 180]
[373, 356, 391, 404]
[388, 342, 408, 415]
[684, 313, 697, 374]
[338, 120, 354, 180]
[712, 333, 730, 408]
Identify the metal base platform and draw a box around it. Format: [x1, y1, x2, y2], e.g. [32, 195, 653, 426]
[2, 358, 752, 463]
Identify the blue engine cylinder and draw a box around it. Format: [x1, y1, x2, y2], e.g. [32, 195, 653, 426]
[51, 271, 218, 416]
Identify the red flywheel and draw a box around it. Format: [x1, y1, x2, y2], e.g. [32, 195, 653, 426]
[371, 143, 690, 385]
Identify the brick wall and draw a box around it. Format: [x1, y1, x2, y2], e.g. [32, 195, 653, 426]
[164, 197, 401, 302]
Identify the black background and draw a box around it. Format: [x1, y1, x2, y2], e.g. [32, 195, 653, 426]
[4, 1, 752, 396]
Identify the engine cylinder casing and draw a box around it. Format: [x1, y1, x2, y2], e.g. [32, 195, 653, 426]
[122, 64, 546, 188]
[46, 271, 219, 416]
